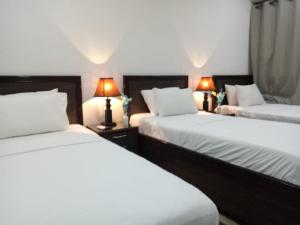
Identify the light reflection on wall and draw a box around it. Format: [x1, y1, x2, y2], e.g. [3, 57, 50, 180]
[175, 32, 223, 72]
[30, 0, 250, 125]
[189, 52, 210, 69]
[78, 44, 115, 65]
[47, 25, 122, 66]
[168, 0, 235, 72]
[43, 0, 138, 65]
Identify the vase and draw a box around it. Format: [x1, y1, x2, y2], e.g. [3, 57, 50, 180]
[123, 113, 129, 128]
[215, 104, 222, 114]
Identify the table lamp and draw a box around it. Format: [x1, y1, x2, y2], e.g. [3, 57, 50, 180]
[94, 78, 121, 127]
[196, 77, 215, 111]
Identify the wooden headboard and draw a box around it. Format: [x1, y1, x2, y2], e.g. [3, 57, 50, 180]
[123, 75, 188, 118]
[212, 75, 253, 105]
[0, 76, 83, 124]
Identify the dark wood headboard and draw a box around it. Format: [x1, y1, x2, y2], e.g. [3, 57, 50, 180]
[123, 75, 188, 118]
[0, 76, 83, 124]
[212, 75, 253, 105]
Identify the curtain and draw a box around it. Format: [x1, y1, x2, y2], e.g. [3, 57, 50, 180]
[250, 0, 300, 104]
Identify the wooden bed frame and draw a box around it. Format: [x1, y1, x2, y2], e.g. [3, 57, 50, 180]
[0, 76, 83, 124]
[123, 75, 300, 225]
[213, 75, 253, 105]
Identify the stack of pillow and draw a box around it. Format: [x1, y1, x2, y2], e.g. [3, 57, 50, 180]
[141, 87, 198, 117]
[225, 83, 265, 107]
[0, 89, 69, 139]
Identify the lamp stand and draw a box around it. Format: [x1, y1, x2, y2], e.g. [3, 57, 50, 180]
[101, 97, 116, 127]
[203, 92, 209, 111]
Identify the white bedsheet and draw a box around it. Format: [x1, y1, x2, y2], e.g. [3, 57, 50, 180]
[135, 112, 300, 186]
[216, 105, 240, 115]
[0, 125, 218, 225]
[130, 113, 154, 127]
[218, 104, 300, 124]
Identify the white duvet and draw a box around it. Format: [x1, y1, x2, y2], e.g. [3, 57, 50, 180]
[218, 104, 300, 124]
[135, 112, 300, 186]
[0, 125, 218, 225]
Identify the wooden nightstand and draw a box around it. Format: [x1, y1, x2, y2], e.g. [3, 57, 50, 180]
[87, 123, 139, 154]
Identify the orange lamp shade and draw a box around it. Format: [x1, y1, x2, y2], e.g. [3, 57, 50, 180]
[94, 78, 121, 97]
[196, 77, 216, 92]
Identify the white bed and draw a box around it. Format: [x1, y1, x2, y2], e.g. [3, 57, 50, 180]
[130, 112, 300, 186]
[217, 104, 300, 124]
[0, 125, 218, 225]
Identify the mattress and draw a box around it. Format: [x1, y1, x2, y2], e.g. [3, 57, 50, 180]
[218, 104, 300, 124]
[216, 105, 240, 115]
[0, 125, 218, 225]
[132, 112, 300, 186]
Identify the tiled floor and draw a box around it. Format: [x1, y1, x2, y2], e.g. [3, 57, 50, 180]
[220, 214, 240, 225]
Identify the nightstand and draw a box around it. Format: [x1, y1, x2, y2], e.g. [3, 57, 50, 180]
[87, 123, 139, 154]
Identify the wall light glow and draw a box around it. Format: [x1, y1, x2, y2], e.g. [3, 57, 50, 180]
[50, 31, 120, 65]
[189, 52, 210, 69]
[84, 47, 113, 65]
[44, 0, 137, 65]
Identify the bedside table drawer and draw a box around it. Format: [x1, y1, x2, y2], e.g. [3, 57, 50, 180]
[110, 133, 128, 141]
[86, 124, 139, 154]
[101, 130, 139, 153]
[102, 132, 128, 147]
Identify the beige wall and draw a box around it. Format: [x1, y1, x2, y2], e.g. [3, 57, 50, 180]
[0, 0, 251, 125]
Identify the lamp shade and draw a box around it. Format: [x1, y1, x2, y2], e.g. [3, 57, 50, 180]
[196, 77, 215, 92]
[94, 78, 121, 97]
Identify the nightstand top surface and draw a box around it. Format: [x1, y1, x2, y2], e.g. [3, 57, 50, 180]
[87, 122, 138, 134]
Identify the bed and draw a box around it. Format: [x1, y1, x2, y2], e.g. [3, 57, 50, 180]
[124, 75, 300, 225]
[216, 104, 300, 124]
[213, 75, 300, 124]
[130, 111, 300, 186]
[0, 76, 218, 225]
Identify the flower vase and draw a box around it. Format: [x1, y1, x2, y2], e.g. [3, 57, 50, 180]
[123, 105, 129, 128]
[215, 105, 221, 114]
[123, 113, 129, 128]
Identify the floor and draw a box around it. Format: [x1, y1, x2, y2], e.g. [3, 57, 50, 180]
[220, 214, 240, 225]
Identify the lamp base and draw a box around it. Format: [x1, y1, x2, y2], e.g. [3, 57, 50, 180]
[101, 97, 116, 128]
[203, 92, 209, 111]
[101, 121, 116, 128]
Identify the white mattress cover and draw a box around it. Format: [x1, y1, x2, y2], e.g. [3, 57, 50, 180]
[0, 125, 218, 225]
[216, 105, 240, 115]
[130, 113, 154, 127]
[136, 112, 300, 186]
[219, 104, 300, 124]
[237, 104, 300, 124]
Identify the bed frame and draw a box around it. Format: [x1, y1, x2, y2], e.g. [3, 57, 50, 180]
[123, 75, 188, 116]
[213, 75, 253, 105]
[123, 75, 300, 225]
[0, 76, 83, 124]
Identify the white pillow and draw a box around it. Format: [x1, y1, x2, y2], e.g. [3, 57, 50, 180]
[141, 89, 157, 115]
[0, 92, 69, 139]
[236, 84, 265, 106]
[141, 87, 179, 115]
[225, 84, 238, 106]
[153, 88, 197, 117]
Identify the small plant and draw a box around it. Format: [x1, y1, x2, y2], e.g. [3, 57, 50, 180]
[211, 89, 226, 106]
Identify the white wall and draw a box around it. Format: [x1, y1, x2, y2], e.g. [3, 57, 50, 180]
[0, 0, 251, 125]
